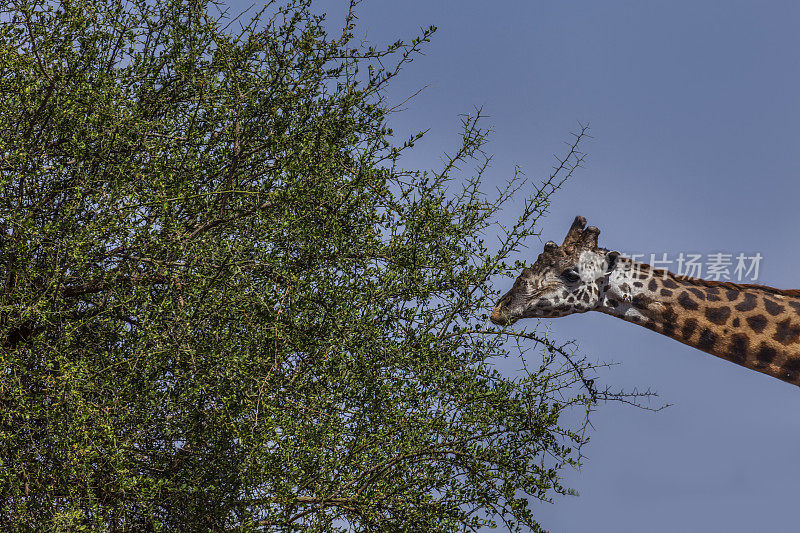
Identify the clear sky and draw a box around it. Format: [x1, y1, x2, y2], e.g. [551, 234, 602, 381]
[229, 2, 800, 531]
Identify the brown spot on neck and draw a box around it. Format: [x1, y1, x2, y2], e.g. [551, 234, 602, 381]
[704, 306, 731, 325]
[746, 315, 768, 333]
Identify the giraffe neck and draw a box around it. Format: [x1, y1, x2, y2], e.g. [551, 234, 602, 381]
[596, 257, 800, 386]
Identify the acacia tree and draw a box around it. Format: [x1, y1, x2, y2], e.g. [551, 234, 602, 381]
[0, 0, 637, 530]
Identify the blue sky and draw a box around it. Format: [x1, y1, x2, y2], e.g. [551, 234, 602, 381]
[229, 2, 800, 531]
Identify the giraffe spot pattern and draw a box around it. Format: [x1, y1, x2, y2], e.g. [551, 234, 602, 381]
[662, 279, 679, 289]
[734, 293, 757, 312]
[688, 288, 706, 300]
[704, 306, 731, 325]
[782, 359, 800, 381]
[746, 315, 768, 334]
[697, 328, 718, 350]
[660, 288, 673, 297]
[773, 318, 800, 345]
[648, 279, 658, 291]
[661, 307, 677, 336]
[677, 292, 699, 310]
[756, 344, 777, 365]
[764, 299, 785, 316]
[681, 318, 698, 340]
[729, 334, 749, 363]
[632, 294, 652, 308]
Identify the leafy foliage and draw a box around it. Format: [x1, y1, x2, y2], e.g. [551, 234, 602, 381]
[0, 0, 618, 530]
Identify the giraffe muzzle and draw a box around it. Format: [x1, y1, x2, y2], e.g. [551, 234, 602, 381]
[490, 305, 517, 326]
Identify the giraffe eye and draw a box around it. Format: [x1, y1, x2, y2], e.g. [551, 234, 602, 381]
[561, 269, 580, 283]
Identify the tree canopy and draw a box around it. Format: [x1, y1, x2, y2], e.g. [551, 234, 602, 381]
[0, 0, 633, 530]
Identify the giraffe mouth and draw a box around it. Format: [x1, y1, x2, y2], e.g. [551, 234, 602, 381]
[490, 307, 519, 326]
[491, 286, 559, 325]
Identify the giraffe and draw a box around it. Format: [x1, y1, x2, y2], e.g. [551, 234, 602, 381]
[490, 216, 800, 386]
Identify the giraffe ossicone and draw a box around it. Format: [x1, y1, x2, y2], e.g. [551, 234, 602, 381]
[491, 215, 800, 386]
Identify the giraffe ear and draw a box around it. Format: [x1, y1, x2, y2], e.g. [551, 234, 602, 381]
[561, 215, 587, 247]
[605, 251, 620, 273]
[543, 241, 558, 253]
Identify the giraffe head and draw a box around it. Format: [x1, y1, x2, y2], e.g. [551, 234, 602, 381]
[490, 216, 619, 325]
